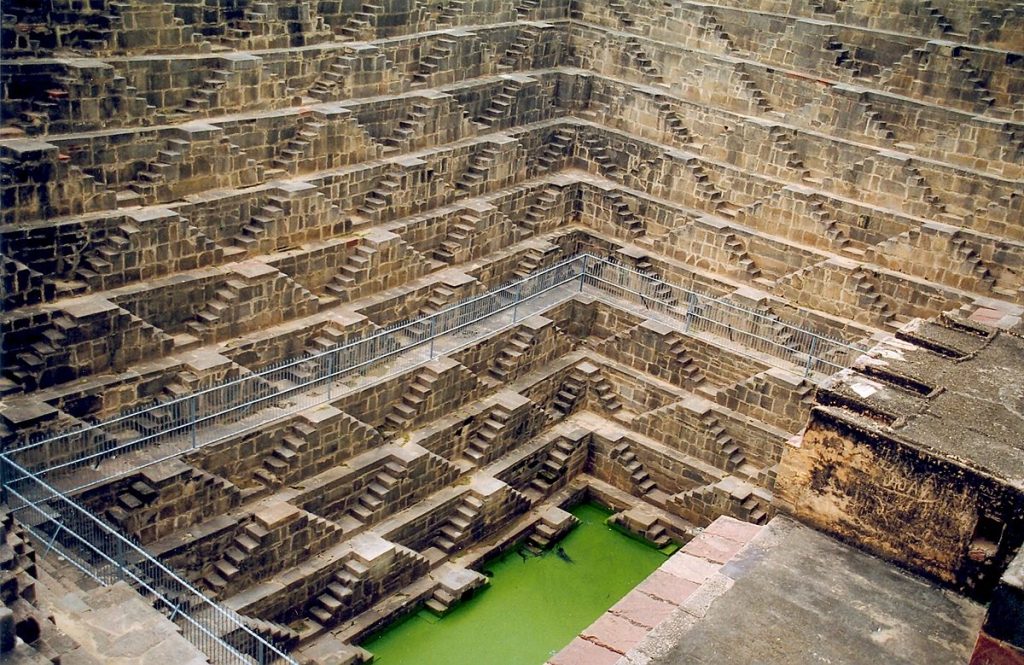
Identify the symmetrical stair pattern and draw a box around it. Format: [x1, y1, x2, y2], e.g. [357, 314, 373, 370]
[463, 404, 514, 464]
[381, 367, 440, 436]
[432, 494, 483, 553]
[610, 442, 656, 494]
[348, 461, 406, 525]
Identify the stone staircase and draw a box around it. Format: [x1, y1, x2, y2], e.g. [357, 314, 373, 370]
[202, 521, 270, 593]
[667, 334, 706, 388]
[123, 131, 260, 207]
[273, 117, 327, 174]
[700, 412, 748, 473]
[476, 80, 523, 127]
[657, 101, 693, 146]
[281, 324, 349, 384]
[432, 493, 483, 553]
[682, 157, 726, 210]
[253, 421, 316, 488]
[734, 67, 773, 113]
[696, 11, 737, 53]
[950, 235, 998, 291]
[437, 0, 467, 25]
[634, 256, 679, 306]
[325, 243, 376, 300]
[178, 68, 235, 116]
[583, 135, 622, 179]
[125, 137, 192, 204]
[104, 479, 158, 525]
[348, 462, 405, 525]
[411, 37, 458, 88]
[1, 257, 51, 309]
[499, 26, 540, 69]
[15, 66, 152, 134]
[723, 233, 763, 280]
[308, 560, 361, 625]
[74, 222, 140, 285]
[850, 267, 896, 325]
[433, 214, 478, 263]
[102, 466, 239, 544]
[537, 127, 574, 172]
[185, 280, 245, 340]
[824, 34, 862, 77]
[550, 373, 586, 418]
[521, 186, 561, 234]
[610, 441, 656, 495]
[229, 615, 301, 653]
[307, 543, 427, 628]
[354, 172, 401, 221]
[606, 191, 645, 237]
[454, 145, 499, 195]
[607, 505, 672, 547]
[309, 56, 350, 100]
[4, 306, 172, 391]
[589, 374, 623, 415]
[515, 0, 540, 19]
[608, 0, 636, 28]
[488, 328, 536, 381]
[230, 197, 287, 251]
[857, 101, 898, 143]
[527, 437, 577, 496]
[462, 404, 513, 465]
[340, 3, 380, 40]
[768, 127, 811, 179]
[623, 36, 665, 85]
[511, 248, 542, 279]
[807, 198, 851, 250]
[382, 102, 430, 154]
[381, 366, 441, 436]
[526, 506, 580, 550]
[408, 284, 459, 336]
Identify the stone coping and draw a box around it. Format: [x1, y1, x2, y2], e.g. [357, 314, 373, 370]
[546, 515, 762, 665]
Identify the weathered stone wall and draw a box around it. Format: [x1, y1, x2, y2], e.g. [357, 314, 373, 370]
[776, 407, 1024, 592]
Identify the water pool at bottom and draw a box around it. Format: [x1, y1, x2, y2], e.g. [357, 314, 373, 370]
[361, 502, 669, 665]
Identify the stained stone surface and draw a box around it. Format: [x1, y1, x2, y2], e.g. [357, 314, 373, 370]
[629, 517, 984, 665]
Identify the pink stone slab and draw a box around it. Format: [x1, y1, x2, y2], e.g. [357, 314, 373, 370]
[549, 637, 622, 665]
[609, 590, 677, 629]
[636, 569, 700, 606]
[581, 612, 650, 654]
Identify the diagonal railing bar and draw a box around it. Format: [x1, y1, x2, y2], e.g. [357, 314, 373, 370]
[5, 253, 865, 483]
[0, 456, 297, 665]
[0, 254, 868, 665]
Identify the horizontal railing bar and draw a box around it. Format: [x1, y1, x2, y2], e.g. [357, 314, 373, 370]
[0, 457, 296, 665]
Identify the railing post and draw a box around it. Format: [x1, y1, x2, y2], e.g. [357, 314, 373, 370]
[116, 534, 126, 582]
[327, 351, 336, 399]
[512, 281, 523, 322]
[189, 396, 198, 450]
[429, 315, 436, 360]
[578, 255, 588, 292]
[805, 334, 819, 377]
[684, 292, 697, 332]
[0, 456, 7, 505]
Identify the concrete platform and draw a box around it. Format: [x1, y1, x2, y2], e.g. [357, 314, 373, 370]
[555, 515, 985, 665]
[48, 582, 210, 665]
[636, 517, 984, 665]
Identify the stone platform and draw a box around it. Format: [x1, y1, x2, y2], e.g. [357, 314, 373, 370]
[552, 515, 984, 665]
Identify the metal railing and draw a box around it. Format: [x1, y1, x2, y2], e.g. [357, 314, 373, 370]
[0, 252, 866, 665]
[579, 257, 865, 375]
[0, 456, 297, 665]
[5, 254, 864, 482]
[6, 255, 587, 481]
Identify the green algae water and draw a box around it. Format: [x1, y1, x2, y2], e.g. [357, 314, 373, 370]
[362, 502, 668, 665]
